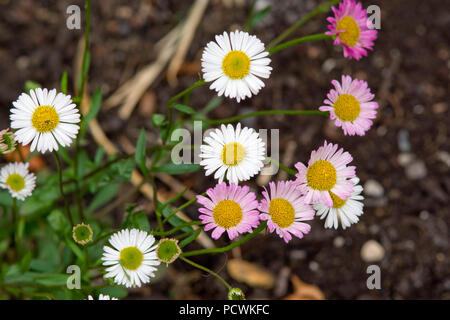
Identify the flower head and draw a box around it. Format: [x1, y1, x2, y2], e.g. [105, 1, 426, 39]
[72, 223, 94, 245]
[10, 88, 81, 153]
[156, 238, 181, 265]
[320, 75, 379, 136]
[325, 0, 377, 60]
[197, 182, 260, 240]
[228, 287, 246, 300]
[88, 294, 118, 300]
[314, 177, 364, 229]
[294, 141, 356, 207]
[0, 162, 36, 201]
[0, 128, 16, 154]
[199, 123, 265, 184]
[102, 228, 160, 288]
[259, 180, 315, 243]
[201, 30, 272, 102]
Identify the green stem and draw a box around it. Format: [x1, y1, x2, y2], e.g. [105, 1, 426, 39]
[181, 221, 267, 257]
[266, 157, 296, 176]
[268, 33, 333, 55]
[53, 151, 74, 226]
[73, 0, 91, 223]
[162, 79, 207, 147]
[206, 109, 328, 125]
[151, 221, 202, 237]
[267, 0, 341, 49]
[180, 256, 232, 290]
[149, 175, 164, 232]
[161, 193, 205, 225]
[12, 198, 21, 254]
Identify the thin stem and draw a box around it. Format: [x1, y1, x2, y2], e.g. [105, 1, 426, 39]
[73, 0, 91, 223]
[267, 0, 341, 49]
[181, 221, 267, 257]
[151, 221, 202, 237]
[162, 79, 207, 147]
[78, 0, 91, 100]
[206, 109, 328, 125]
[167, 79, 207, 106]
[16, 147, 25, 163]
[12, 198, 21, 255]
[161, 193, 205, 225]
[149, 175, 164, 232]
[266, 157, 296, 176]
[268, 33, 333, 55]
[53, 151, 74, 226]
[180, 256, 232, 290]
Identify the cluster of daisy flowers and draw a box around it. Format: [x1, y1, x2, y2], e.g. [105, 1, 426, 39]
[197, 122, 366, 244]
[0, 0, 379, 299]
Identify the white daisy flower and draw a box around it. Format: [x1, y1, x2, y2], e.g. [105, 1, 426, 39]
[199, 123, 265, 184]
[87, 294, 118, 300]
[201, 30, 272, 102]
[0, 162, 36, 201]
[10, 88, 81, 154]
[313, 177, 364, 229]
[102, 228, 160, 288]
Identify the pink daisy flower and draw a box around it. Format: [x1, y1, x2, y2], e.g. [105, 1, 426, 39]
[259, 180, 315, 243]
[294, 141, 356, 207]
[325, 0, 378, 60]
[319, 75, 379, 136]
[196, 182, 260, 240]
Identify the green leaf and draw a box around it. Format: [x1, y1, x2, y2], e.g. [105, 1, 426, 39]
[60, 71, 68, 94]
[202, 96, 223, 114]
[172, 103, 196, 115]
[47, 209, 70, 233]
[98, 286, 128, 299]
[87, 183, 119, 213]
[112, 158, 134, 181]
[24, 80, 41, 93]
[94, 147, 105, 165]
[84, 87, 102, 125]
[35, 273, 69, 287]
[151, 114, 165, 128]
[135, 129, 149, 176]
[152, 163, 201, 175]
[249, 6, 271, 29]
[122, 209, 150, 232]
[160, 205, 193, 233]
[179, 228, 201, 248]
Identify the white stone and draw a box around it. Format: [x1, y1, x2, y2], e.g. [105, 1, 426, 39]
[364, 180, 384, 197]
[361, 240, 385, 262]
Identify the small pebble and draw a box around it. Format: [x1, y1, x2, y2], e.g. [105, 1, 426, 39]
[398, 152, 415, 167]
[361, 240, 385, 262]
[419, 210, 429, 220]
[397, 130, 411, 152]
[364, 180, 384, 198]
[309, 261, 319, 272]
[405, 160, 427, 180]
[289, 250, 307, 260]
[333, 236, 345, 248]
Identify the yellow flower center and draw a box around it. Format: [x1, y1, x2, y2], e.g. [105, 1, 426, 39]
[5, 173, 25, 192]
[213, 200, 243, 229]
[330, 192, 347, 208]
[269, 198, 295, 228]
[31, 106, 60, 133]
[222, 50, 251, 79]
[333, 94, 361, 122]
[222, 142, 246, 166]
[306, 160, 337, 191]
[336, 16, 360, 47]
[120, 247, 143, 270]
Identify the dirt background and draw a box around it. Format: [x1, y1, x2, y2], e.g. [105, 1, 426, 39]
[0, 0, 448, 299]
